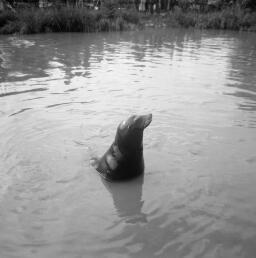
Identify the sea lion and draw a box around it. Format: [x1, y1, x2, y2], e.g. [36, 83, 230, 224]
[94, 114, 152, 181]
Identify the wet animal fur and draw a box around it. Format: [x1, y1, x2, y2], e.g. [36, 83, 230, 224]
[95, 114, 152, 181]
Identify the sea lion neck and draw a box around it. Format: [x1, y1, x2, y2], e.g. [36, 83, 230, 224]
[114, 128, 143, 155]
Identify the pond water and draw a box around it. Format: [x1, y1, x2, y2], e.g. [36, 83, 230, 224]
[0, 28, 256, 258]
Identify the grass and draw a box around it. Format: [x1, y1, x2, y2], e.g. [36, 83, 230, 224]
[0, 6, 141, 34]
[1, 5, 256, 34]
[165, 5, 256, 31]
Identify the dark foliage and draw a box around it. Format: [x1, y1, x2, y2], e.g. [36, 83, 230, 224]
[0, 6, 140, 34]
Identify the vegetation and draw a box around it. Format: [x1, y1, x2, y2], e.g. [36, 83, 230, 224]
[164, 5, 256, 31]
[0, 1, 256, 34]
[0, 6, 141, 34]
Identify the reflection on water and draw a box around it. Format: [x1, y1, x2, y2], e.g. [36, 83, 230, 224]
[101, 175, 147, 224]
[0, 29, 256, 258]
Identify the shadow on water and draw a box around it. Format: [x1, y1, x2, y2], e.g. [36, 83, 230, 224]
[100, 175, 147, 224]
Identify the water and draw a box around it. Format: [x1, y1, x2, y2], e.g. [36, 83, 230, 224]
[0, 28, 256, 258]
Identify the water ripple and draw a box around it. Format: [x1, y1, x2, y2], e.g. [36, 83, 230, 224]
[0, 29, 256, 258]
[9, 108, 32, 117]
[0, 87, 48, 98]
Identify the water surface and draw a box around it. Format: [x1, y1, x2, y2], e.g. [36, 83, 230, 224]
[0, 28, 256, 258]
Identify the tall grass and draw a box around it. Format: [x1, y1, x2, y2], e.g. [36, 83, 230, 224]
[1, 5, 256, 34]
[167, 6, 256, 31]
[0, 6, 140, 34]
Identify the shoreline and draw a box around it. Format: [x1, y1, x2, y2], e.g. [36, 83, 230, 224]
[142, 7, 256, 32]
[1, 6, 256, 35]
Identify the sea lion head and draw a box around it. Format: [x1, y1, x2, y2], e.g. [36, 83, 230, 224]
[115, 114, 152, 154]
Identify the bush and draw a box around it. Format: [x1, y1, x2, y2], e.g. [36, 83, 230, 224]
[1, 4, 256, 34]
[0, 10, 17, 28]
[167, 5, 256, 31]
[0, 20, 20, 34]
[171, 7, 197, 28]
[121, 9, 139, 24]
[101, 0, 119, 19]
[0, 6, 140, 34]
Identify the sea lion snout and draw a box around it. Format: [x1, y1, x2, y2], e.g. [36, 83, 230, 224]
[119, 113, 152, 131]
[138, 113, 152, 129]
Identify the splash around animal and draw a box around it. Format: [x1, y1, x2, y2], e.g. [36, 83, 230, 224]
[92, 114, 152, 181]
